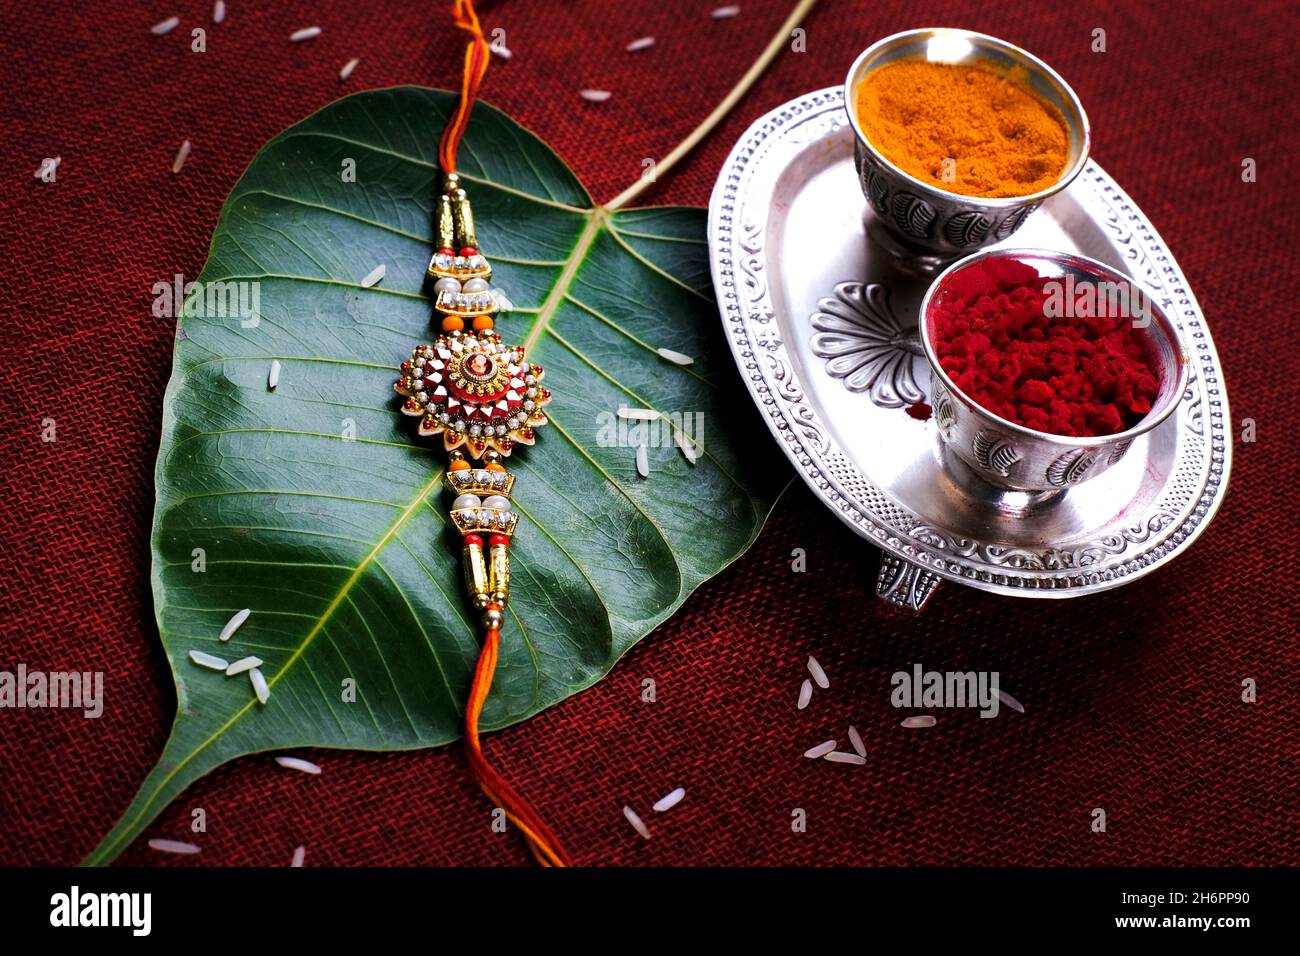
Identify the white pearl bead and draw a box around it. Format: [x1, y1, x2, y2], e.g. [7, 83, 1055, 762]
[461, 278, 490, 293]
[452, 493, 481, 511]
[482, 495, 511, 511]
[434, 277, 462, 295]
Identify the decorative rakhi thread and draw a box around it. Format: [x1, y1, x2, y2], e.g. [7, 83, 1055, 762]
[394, 0, 571, 867]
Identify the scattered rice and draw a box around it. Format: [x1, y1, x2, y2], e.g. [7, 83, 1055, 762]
[212, 1, 226, 24]
[339, 57, 360, 81]
[806, 655, 829, 689]
[674, 430, 698, 465]
[171, 139, 191, 175]
[617, 407, 659, 421]
[997, 689, 1025, 714]
[635, 443, 649, 478]
[249, 667, 270, 705]
[626, 37, 655, 52]
[491, 44, 512, 60]
[711, 5, 741, 19]
[652, 788, 685, 812]
[148, 838, 200, 854]
[151, 16, 180, 35]
[848, 724, 866, 757]
[189, 650, 229, 670]
[290, 845, 306, 867]
[275, 756, 322, 775]
[622, 805, 650, 839]
[825, 751, 867, 765]
[803, 739, 836, 759]
[33, 156, 61, 179]
[267, 359, 281, 390]
[580, 89, 612, 103]
[219, 607, 251, 642]
[290, 26, 321, 42]
[901, 715, 937, 729]
[225, 655, 263, 676]
[360, 263, 385, 288]
[657, 347, 694, 366]
[796, 678, 812, 710]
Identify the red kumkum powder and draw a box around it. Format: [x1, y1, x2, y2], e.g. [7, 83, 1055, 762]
[931, 258, 1161, 438]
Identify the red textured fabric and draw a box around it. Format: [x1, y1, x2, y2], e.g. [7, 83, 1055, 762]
[1, 0, 1297, 867]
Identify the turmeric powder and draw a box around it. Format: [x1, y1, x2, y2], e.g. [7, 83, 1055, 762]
[856, 59, 1070, 198]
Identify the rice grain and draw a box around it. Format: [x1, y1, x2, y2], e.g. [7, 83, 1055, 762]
[225, 655, 263, 676]
[806, 654, 829, 689]
[803, 739, 836, 759]
[652, 788, 685, 812]
[189, 650, 229, 670]
[212, 1, 226, 23]
[901, 715, 937, 729]
[360, 263, 385, 288]
[626, 37, 655, 52]
[848, 724, 866, 757]
[275, 756, 322, 775]
[267, 359, 281, 390]
[824, 751, 867, 765]
[148, 838, 200, 854]
[635, 443, 649, 478]
[249, 667, 270, 705]
[617, 407, 659, 421]
[580, 89, 612, 103]
[674, 430, 699, 465]
[997, 689, 1025, 714]
[171, 139, 191, 174]
[219, 607, 251, 642]
[339, 57, 360, 81]
[656, 347, 695, 366]
[151, 16, 180, 35]
[622, 805, 650, 839]
[711, 5, 741, 18]
[290, 26, 321, 42]
[290, 845, 306, 867]
[796, 678, 812, 710]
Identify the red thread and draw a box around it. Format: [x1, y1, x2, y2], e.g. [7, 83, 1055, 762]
[438, 0, 490, 174]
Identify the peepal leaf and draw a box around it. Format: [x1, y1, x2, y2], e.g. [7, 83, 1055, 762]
[85, 88, 780, 864]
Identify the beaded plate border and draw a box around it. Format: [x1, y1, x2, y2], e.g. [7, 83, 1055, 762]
[708, 88, 1232, 598]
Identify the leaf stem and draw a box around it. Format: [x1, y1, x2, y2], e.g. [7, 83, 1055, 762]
[603, 0, 820, 211]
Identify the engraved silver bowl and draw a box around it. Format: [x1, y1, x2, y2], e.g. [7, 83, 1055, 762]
[919, 248, 1190, 494]
[844, 28, 1090, 258]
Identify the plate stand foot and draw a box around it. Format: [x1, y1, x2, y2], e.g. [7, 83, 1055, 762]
[876, 553, 941, 612]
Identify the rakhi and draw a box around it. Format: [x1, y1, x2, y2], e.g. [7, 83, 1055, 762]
[393, 0, 570, 867]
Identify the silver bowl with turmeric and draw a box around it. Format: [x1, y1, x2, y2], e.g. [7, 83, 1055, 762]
[844, 28, 1090, 257]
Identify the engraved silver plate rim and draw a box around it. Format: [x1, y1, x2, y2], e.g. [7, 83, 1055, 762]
[707, 87, 1232, 599]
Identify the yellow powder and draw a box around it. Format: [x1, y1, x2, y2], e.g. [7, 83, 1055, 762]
[856, 59, 1071, 198]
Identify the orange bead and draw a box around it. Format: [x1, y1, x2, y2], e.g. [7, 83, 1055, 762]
[449, 459, 471, 471]
[471, 314, 494, 331]
[441, 315, 464, 332]
[485, 462, 506, 472]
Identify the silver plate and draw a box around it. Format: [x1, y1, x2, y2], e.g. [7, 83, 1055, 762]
[708, 88, 1232, 607]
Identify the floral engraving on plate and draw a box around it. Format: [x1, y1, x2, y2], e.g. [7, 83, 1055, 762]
[972, 431, 1021, 477]
[1046, 448, 1096, 486]
[810, 282, 925, 409]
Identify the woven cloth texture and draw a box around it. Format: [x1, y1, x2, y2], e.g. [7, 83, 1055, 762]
[0, 0, 1296, 867]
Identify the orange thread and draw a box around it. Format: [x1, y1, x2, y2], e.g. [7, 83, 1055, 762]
[438, 0, 491, 174]
[464, 612, 573, 866]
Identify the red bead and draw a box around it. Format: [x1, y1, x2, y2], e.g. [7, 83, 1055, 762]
[464, 534, 483, 547]
[460, 246, 477, 256]
[489, 534, 509, 548]
[438, 247, 454, 255]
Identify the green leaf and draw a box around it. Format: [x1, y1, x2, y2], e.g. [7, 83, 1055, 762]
[85, 88, 780, 864]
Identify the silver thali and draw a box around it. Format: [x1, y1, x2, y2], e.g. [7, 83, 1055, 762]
[707, 88, 1231, 609]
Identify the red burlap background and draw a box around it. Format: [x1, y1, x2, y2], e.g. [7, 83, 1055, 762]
[2, 0, 1296, 867]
